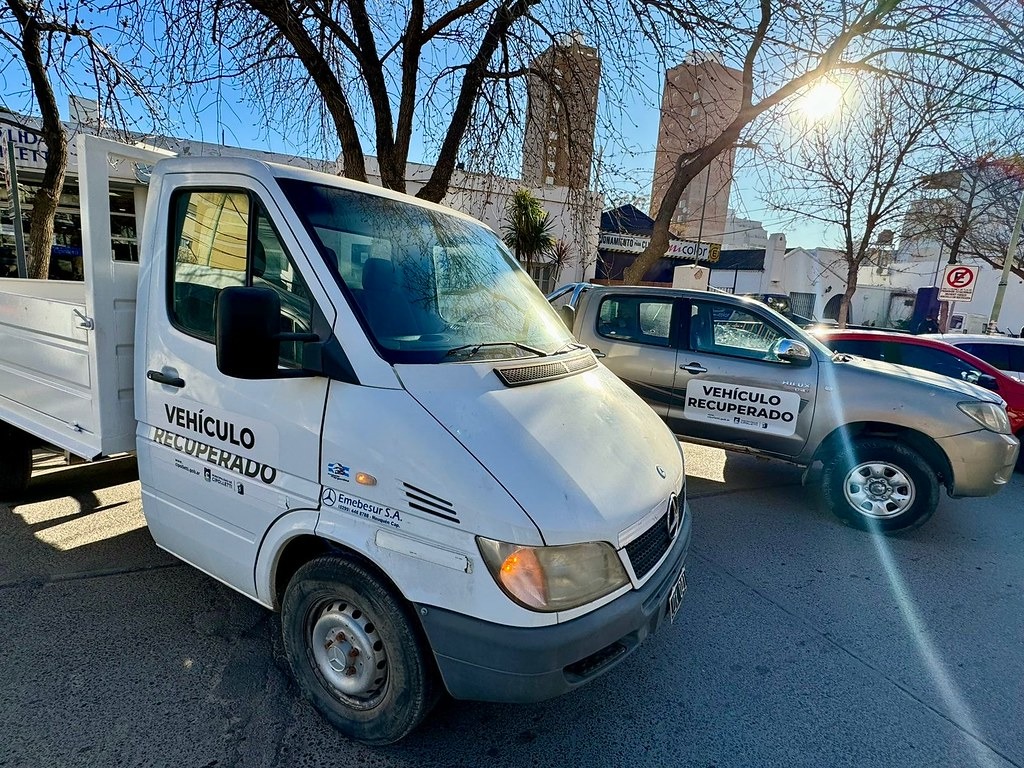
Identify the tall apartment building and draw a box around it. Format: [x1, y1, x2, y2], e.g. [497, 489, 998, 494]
[650, 53, 742, 246]
[521, 34, 601, 190]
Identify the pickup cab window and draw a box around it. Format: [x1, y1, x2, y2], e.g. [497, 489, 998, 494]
[690, 301, 787, 362]
[597, 296, 674, 347]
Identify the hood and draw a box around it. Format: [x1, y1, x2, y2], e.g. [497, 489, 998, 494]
[395, 356, 684, 547]
[835, 354, 1005, 406]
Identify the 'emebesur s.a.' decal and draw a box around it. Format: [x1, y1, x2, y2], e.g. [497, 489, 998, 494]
[683, 380, 800, 437]
[320, 487, 402, 530]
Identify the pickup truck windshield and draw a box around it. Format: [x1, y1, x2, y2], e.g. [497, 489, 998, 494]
[280, 178, 574, 364]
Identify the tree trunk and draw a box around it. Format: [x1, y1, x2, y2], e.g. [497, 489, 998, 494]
[8, 0, 69, 279]
[836, 260, 860, 329]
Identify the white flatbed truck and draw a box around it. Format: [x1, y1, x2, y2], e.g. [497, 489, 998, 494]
[0, 136, 690, 743]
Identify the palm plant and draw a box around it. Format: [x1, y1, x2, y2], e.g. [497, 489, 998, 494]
[502, 188, 555, 273]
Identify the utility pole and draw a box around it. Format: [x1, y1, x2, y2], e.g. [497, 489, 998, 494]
[988, 187, 1024, 333]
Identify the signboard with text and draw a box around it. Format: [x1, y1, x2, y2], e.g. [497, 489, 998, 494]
[598, 232, 721, 263]
[938, 264, 979, 302]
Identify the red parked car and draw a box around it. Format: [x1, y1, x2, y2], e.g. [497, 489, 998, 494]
[815, 329, 1024, 469]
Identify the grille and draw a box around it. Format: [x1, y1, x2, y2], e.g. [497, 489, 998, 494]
[625, 510, 673, 580]
[402, 482, 459, 523]
[494, 351, 597, 387]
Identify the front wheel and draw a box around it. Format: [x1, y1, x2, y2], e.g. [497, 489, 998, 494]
[281, 555, 438, 744]
[821, 438, 939, 532]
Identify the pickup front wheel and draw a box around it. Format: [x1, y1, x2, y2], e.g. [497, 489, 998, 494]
[822, 438, 939, 532]
[281, 555, 438, 744]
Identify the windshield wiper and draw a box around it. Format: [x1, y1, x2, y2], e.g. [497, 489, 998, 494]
[551, 341, 587, 355]
[445, 341, 548, 360]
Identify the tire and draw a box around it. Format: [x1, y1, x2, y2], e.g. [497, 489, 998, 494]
[281, 555, 438, 744]
[0, 426, 32, 500]
[821, 438, 939, 532]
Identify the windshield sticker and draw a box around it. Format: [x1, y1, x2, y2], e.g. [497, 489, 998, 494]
[321, 487, 401, 529]
[155, 427, 278, 484]
[684, 381, 800, 437]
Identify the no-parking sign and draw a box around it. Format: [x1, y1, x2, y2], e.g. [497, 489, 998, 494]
[938, 264, 979, 302]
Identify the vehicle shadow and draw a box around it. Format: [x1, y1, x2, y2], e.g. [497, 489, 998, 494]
[0, 454, 176, 587]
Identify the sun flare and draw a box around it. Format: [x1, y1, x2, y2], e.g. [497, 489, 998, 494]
[797, 81, 844, 122]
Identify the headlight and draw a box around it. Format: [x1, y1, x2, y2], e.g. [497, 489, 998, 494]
[958, 401, 1012, 434]
[476, 537, 629, 612]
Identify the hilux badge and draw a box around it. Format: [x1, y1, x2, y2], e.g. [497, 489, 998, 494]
[656, 465, 667, 479]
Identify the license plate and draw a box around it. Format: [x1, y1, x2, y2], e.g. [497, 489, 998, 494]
[667, 567, 687, 622]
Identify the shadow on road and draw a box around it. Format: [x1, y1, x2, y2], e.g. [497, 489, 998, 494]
[0, 453, 175, 587]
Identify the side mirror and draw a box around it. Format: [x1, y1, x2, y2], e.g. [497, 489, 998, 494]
[977, 373, 999, 391]
[774, 338, 812, 366]
[557, 303, 576, 331]
[216, 286, 282, 379]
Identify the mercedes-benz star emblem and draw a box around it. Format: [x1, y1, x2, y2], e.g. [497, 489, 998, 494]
[321, 488, 337, 507]
[656, 465, 667, 479]
[666, 494, 681, 539]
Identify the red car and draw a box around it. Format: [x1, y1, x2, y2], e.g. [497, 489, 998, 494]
[816, 329, 1024, 467]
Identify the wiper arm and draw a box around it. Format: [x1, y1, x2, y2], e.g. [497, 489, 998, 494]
[445, 341, 548, 359]
[551, 341, 587, 355]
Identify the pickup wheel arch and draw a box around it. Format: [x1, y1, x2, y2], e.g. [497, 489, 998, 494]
[812, 422, 952, 492]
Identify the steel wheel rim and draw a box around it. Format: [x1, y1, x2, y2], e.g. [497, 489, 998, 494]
[309, 599, 388, 707]
[843, 460, 916, 519]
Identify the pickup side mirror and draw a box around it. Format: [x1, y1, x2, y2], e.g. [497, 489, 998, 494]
[216, 286, 282, 379]
[774, 338, 813, 366]
[557, 303, 576, 331]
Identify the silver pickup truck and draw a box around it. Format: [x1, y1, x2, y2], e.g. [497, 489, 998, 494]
[550, 283, 1020, 531]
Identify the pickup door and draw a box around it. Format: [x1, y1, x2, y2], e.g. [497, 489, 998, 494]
[588, 293, 819, 459]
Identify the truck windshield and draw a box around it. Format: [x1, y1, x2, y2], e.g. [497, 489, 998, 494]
[279, 178, 575, 364]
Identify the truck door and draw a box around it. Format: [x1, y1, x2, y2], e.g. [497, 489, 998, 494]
[585, 292, 681, 419]
[137, 178, 335, 596]
[669, 298, 818, 458]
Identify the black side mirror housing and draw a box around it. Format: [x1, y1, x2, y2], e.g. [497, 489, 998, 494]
[216, 286, 282, 379]
[557, 303, 576, 331]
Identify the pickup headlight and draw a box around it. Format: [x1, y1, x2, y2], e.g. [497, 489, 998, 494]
[476, 537, 629, 612]
[958, 401, 1012, 434]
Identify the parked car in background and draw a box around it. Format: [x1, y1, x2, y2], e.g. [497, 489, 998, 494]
[920, 334, 1024, 383]
[549, 283, 1020, 532]
[815, 329, 1024, 470]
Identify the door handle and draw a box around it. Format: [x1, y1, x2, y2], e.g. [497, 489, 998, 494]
[147, 370, 185, 388]
[591, 348, 606, 359]
[680, 362, 707, 374]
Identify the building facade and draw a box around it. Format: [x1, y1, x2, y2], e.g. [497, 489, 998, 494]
[521, 34, 601, 191]
[650, 53, 742, 248]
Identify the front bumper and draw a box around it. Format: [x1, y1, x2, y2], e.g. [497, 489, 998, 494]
[415, 503, 691, 703]
[938, 430, 1019, 497]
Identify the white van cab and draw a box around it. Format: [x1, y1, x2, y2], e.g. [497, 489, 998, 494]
[0, 137, 689, 743]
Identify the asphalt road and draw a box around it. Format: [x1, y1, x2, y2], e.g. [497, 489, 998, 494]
[1, 445, 1022, 768]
